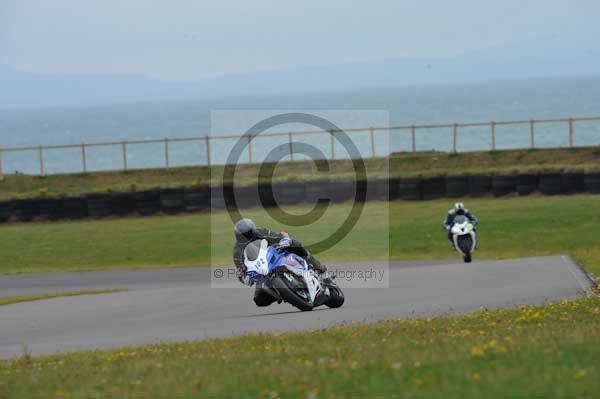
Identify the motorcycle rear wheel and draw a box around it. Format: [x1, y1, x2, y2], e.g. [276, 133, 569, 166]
[325, 284, 345, 308]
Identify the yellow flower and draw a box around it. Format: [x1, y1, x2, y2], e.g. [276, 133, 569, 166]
[575, 369, 588, 379]
[471, 346, 485, 357]
[472, 372, 481, 381]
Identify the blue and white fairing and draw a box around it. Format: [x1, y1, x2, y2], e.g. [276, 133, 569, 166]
[244, 239, 321, 303]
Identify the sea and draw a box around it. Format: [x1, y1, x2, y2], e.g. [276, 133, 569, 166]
[1, 76, 599, 175]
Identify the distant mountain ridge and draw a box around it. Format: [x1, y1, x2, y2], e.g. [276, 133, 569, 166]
[2, 33, 599, 108]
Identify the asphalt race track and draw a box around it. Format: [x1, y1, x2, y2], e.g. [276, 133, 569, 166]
[0, 256, 595, 359]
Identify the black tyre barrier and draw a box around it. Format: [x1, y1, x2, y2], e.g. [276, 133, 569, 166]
[135, 190, 162, 216]
[109, 192, 137, 216]
[445, 176, 469, 198]
[561, 172, 585, 194]
[38, 198, 64, 220]
[492, 175, 516, 197]
[160, 188, 186, 214]
[184, 187, 211, 212]
[388, 178, 402, 200]
[399, 178, 422, 200]
[539, 173, 563, 195]
[584, 172, 600, 194]
[365, 178, 389, 201]
[304, 180, 331, 205]
[234, 185, 261, 209]
[329, 180, 355, 203]
[272, 182, 306, 205]
[0, 201, 13, 223]
[421, 177, 446, 200]
[86, 194, 111, 218]
[210, 185, 229, 209]
[62, 197, 88, 219]
[468, 174, 492, 197]
[516, 174, 539, 196]
[15, 199, 41, 222]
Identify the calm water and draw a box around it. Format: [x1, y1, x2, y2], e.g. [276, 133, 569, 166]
[1, 77, 599, 175]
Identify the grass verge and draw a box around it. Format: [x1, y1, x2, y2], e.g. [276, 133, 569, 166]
[1, 296, 598, 398]
[0, 289, 127, 306]
[1, 146, 599, 200]
[0, 194, 599, 279]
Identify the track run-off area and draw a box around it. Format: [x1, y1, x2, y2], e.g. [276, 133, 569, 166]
[0, 256, 595, 359]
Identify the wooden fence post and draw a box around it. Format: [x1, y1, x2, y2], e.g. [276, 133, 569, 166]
[568, 117, 574, 147]
[205, 136, 211, 166]
[81, 144, 88, 173]
[370, 127, 376, 158]
[247, 135, 253, 163]
[411, 126, 416, 153]
[329, 130, 335, 159]
[164, 138, 170, 169]
[491, 121, 496, 151]
[452, 124, 458, 153]
[121, 142, 128, 170]
[39, 146, 45, 175]
[288, 132, 294, 161]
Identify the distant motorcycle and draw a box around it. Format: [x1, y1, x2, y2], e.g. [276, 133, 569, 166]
[450, 215, 477, 263]
[243, 239, 344, 311]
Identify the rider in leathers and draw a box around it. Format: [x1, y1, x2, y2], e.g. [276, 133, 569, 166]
[233, 218, 327, 307]
[443, 202, 478, 248]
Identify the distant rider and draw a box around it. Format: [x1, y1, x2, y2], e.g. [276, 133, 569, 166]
[232, 218, 327, 307]
[443, 202, 478, 248]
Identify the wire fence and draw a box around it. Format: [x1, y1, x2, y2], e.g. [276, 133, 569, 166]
[1, 115, 599, 177]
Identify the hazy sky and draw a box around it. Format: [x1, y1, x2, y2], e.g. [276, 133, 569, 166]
[1, 0, 598, 80]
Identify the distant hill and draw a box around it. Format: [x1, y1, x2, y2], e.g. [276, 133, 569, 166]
[1, 33, 599, 108]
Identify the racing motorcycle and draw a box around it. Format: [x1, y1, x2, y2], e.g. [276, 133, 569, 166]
[450, 215, 477, 263]
[243, 239, 344, 311]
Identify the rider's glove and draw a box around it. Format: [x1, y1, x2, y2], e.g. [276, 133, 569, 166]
[237, 266, 254, 286]
[277, 237, 292, 249]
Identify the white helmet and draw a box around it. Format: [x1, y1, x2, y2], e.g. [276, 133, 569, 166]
[454, 202, 465, 214]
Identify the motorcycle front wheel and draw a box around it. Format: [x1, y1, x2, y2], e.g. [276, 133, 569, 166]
[271, 274, 313, 311]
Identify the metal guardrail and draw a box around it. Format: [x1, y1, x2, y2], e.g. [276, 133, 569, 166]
[0, 115, 599, 177]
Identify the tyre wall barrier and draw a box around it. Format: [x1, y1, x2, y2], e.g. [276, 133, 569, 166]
[539, 173, 563, 195]
[184, 187, 210, 212]
[0, 201, 13, 223]
[62, 197, 88, 219]
[234, 185, 261, 209]
[468, 174, 492, 197]
[399, 178, 422, 200]
[304, 180, 331, 205]
[364, 178, 389, 201]
[445, 176, 469, 198]
[562, 172, 585, 194]
[15, 199, 41, 222]
[516, 174, 538, 196]
[160, 188, 186, 214]
[422, 177, 446, 200]
[273, 182, 306, 206]
[135, 190, 162, 216]
[86, 194, 111, 219]
[38, 198, 64, 220]
[1, 171, 600, 224]
[584, 172, 600, 194]
[492, 175, 516, 197]
[110, 192, 137, 216]
[329, 180, 356, 203]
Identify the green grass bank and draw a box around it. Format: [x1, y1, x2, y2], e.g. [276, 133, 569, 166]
[1, 147, 600, 201]
[1, 194, 599, 279]
[1, 296, 598, 398]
